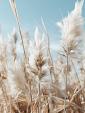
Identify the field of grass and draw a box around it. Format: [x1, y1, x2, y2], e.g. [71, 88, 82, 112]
[0, 0, 85, 113]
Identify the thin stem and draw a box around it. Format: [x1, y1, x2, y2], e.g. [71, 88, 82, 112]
[64, 53, 69, 113]
[48, 84, 53, 113]
[14, 6, 27, 59]
[38, 80, 41, 113]
[41, 17, 56, 82]
[29, 81, 33, 113]
[71, 58, 81, 87]
[9, 0, 27, 60]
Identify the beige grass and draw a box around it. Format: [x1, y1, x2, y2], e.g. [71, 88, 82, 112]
[0, 0, 85, 113]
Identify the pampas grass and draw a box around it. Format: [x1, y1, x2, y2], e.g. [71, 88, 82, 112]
[0, 0, 85, 113]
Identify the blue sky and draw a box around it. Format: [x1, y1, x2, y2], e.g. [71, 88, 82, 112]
[0, 0, 85, 43]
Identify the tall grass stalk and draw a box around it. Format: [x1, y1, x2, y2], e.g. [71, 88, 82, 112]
[9, 0, 27, 60]
[9, 2, 32, 112]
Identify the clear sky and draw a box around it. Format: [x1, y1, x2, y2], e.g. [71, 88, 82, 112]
[0, 0, 85, 44]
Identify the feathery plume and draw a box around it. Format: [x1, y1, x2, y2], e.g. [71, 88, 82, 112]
[57, 0, 84, 55]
